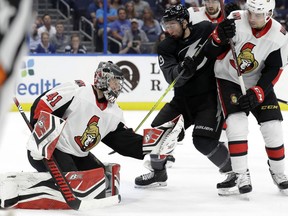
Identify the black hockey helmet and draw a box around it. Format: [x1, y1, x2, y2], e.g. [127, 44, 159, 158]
[94, 61, 124, 103]
[162, 4, 189, 23]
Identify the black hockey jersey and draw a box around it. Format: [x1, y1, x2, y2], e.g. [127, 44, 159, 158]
[157, 21, 217, 97]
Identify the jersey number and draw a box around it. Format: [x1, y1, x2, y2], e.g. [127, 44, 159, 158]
[46, 92, 62, 107]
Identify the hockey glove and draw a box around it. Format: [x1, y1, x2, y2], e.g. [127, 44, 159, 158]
[238, 86, 265, 112]
[211, 19, 236, 46]
[179, 56, 198, 78]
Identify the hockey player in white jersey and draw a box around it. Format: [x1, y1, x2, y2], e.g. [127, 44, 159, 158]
[188, 0, 224, 24]
[205, 0, 288, 195]
[9, 61, 184, 209]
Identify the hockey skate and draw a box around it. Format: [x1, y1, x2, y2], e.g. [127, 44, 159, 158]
[217, 172, 238, 196]
[134, 168, 167, 188]
[236, 169, 252, 194]
[269, 169, 288, 194]
[136, 154, 169, 188]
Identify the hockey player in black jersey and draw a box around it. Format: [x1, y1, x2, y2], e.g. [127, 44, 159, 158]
[135, 4, 237, 191]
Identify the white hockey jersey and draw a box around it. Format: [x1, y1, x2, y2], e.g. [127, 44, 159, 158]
[188, 6, 224, 24]
[214, 10, 288, 89]
[32, 80, 125, 157]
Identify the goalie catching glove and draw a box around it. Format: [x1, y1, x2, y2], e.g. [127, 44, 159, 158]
[142, 114, 184, 155]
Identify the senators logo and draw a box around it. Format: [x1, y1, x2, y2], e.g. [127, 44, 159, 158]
[74, 116, 101, 152]
[230, 42, 259, 74]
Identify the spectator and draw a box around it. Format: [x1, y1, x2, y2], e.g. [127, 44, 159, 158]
[50, 21, 70, 53]
[35, 15, 43, 28]
[95, 0, 118, 51]
[110, 8, 131, 42]
[132, 0, 151, 18]
[70, 0, 91, 30]
[109, 7, 131, 53]
[111, 0, 123, 10]
[141, 7, 161, 42]
[29, 23, 41, 53]
[34, 32, 56, 54]
[276, 0, 288, 9]
[125, 1, 137, 20]
[152, 31, 166, 53]
[119, 18, 149, 54]
[96, 0, 118, 33]
[65, 34, 87, 54]
[87, 0, 99, 28]
[37, 14, 56, 39]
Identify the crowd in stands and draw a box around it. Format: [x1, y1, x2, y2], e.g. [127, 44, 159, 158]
[29, 0, 288, 54]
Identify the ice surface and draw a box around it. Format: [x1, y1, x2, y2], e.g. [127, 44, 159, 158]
[1, 111, 288, 216]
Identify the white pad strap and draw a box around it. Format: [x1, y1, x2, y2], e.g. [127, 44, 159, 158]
[26, 111, 66, 160]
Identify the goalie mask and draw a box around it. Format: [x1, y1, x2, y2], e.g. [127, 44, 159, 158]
[94, 61, 124, 103]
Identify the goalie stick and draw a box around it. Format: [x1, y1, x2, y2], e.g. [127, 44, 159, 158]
[13, 97, 120, 210]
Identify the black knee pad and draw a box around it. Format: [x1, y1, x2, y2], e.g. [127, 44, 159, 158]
[193, 136, 219, 155]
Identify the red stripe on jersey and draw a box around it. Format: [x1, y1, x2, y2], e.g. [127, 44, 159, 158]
[272, 68, 283, 86]
[222, 121, 227, 130]
[217, 48, 230, 60]
[229, 141, 248, 155]
[252, 19, 272, 38]
[34, 99, 53, 119]
[266, 145, 285, 160]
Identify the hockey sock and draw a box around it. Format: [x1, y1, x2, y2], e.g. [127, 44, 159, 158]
[150, 154, 167, 171]
[207, 142, 232, 173]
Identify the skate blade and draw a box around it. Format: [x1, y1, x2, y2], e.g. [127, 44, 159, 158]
[218, 186, 239, 196]
[134, 182, 167, 189]
[218, 189, 250, 201]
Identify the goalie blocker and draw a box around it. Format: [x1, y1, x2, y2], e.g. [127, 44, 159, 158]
[0, 163, 120, 209]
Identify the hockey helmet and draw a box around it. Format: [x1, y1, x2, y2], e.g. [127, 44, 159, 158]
[162, 4, 189, 23]
[94, 61, 124, 103]
[246, 0, 275, 22]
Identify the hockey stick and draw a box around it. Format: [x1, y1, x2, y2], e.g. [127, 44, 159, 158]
[13, 97, 120, 210]
[219, 0, 246, 95]
[277, 98, 288, 104]
[108, 38, 211, 155]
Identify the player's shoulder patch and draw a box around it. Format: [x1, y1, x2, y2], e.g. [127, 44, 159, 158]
[75, 80, 86, 87]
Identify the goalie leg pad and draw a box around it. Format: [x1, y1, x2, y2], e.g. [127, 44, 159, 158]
[0, 168, 107, 209]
